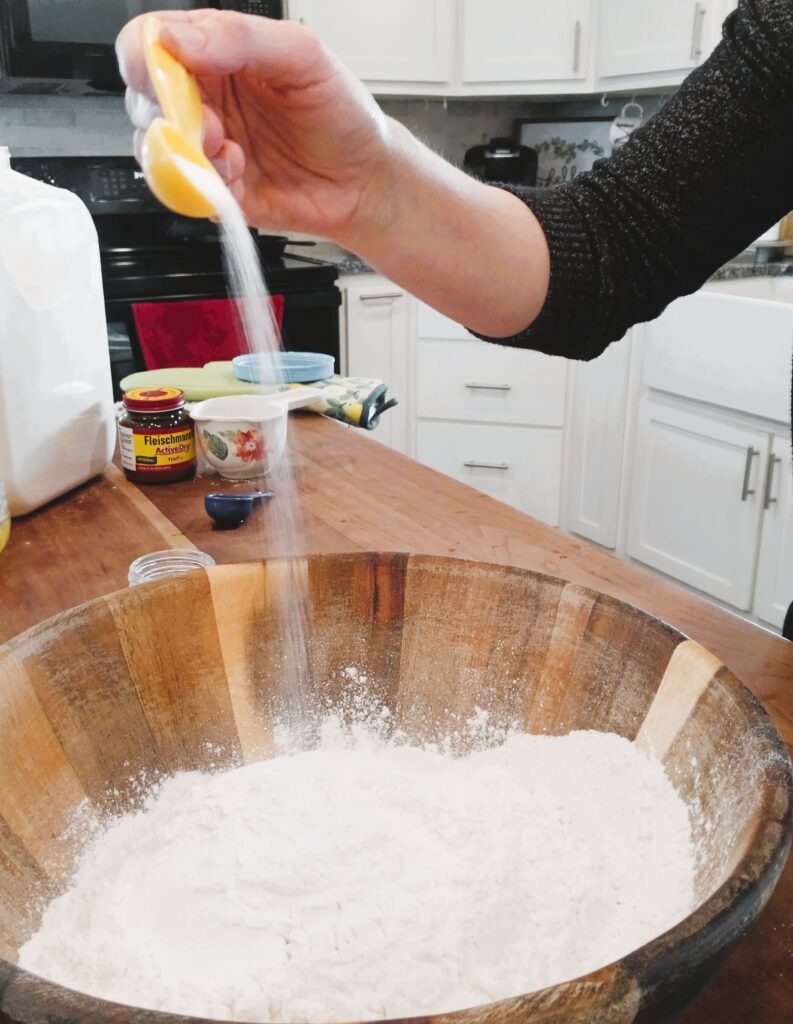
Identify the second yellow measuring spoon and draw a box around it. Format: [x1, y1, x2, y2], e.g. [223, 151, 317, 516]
[141, 16, 221, 219]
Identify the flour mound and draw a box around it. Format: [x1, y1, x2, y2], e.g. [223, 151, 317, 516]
[20, 725, 695, 1022]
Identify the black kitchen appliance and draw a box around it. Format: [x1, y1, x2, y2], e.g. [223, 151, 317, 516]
[11, 156, 341, 398]
[463, 137, 537, 187]
[0, 1, 283, 94]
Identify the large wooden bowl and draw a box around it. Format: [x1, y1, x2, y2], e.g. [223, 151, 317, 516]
[0, 554, 790, 1024]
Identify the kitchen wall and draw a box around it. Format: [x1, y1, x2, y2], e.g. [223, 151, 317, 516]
[379, 93, 672, 167]
[0, 91, 674, 163]
[0, 95, 132, 156]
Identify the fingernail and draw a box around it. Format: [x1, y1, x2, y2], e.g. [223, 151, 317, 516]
[162, 23, 207, 52]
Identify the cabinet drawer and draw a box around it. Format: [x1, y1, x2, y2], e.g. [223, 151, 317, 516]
[416, 302, 474, 341]
[416, 420, 563, 525]
[417, 339, 566, 426]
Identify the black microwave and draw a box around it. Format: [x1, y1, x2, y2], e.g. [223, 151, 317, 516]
[0, 1, 284, 94]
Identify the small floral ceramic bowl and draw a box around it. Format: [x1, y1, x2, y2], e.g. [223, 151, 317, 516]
[189, 395, 287, 480]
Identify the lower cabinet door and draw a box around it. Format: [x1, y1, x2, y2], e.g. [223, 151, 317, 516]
[565, 335, 632, 548]
[754, 435, 793, 630]
[416, 420, 563, 525]
[346, 284, 409, 453]
[627, 398, 767, 609]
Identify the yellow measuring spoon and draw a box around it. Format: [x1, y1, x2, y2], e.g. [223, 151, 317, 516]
[141, 16, 220, 218]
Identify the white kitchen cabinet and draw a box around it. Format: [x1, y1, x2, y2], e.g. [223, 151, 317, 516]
[754, 435, 793, 630]
[627, 398, 767, 609]
[414, 301, 567, 525]
[597, 0, 715, 87]
[644, 281, 793, 425]
[461, 0, 592, 88]
[417, 339, 566, 428]
[289, 0, 454, 86]
[417, 420, 564, 525]
[345, 283, 411, 454]
[565, 336, 633, 549]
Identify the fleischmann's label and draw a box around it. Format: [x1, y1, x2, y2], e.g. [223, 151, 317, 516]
[119, 425, 196, 472]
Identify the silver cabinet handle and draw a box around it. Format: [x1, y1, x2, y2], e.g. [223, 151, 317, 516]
[690, 3, 706, 61]
[464, 460, 509, 471]
[464, 382, 512, 391]
[359, 292, 402, 303]
[763, 453, 782, 511]
[741, 446, 759, 501]
[573, 19, 582, 73]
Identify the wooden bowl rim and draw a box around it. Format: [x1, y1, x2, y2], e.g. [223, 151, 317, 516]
[0, 552, 790, 1024]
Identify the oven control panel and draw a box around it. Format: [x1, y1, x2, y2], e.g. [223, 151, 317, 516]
[11, 156, 162, 215]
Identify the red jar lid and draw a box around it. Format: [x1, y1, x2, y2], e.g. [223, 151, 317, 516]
[123, 386, 186, 412]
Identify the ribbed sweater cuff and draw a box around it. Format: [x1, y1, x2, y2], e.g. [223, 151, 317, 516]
[468, 184, 603, 360]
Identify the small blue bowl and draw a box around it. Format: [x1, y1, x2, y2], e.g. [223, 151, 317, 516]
[233, 352, 334, 384]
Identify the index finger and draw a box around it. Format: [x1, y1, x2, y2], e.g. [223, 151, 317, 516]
[115, 9, 216, 97]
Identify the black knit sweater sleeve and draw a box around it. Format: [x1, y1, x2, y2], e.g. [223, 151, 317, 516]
[475, 0, 793, 360]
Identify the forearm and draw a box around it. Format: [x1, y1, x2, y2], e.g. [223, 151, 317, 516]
[338, 119, 550, 338]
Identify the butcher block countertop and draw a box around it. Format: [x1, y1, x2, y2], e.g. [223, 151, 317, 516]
[2, 414, 792, 1022]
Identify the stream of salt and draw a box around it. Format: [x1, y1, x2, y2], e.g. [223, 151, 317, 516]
[179, 159, 310, 723]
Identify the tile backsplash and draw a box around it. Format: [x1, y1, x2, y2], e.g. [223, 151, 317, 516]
[0, 95, 132, 156]
[1, 91, 674, 164]
[379, 94, 671, 166]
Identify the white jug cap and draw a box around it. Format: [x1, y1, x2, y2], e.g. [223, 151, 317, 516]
[0, 147, 10, 170]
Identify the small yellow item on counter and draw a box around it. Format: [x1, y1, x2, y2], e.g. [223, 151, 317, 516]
[0, 481, 10, 554]
[141, 16, 221, 219]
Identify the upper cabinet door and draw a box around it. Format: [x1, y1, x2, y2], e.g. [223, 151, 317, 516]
[598, 0, 713, 79]
[461, 0, 592, 84]
[289, 0, 454, 84]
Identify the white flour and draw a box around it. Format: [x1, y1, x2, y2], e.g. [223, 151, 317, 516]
[20, 722, 695, 1022]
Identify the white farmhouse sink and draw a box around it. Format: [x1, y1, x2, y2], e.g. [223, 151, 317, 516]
[644, 274, 793, 425]
[704, 275, 793, 305]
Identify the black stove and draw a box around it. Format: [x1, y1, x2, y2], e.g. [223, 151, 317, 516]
[12, 156, 341, 396]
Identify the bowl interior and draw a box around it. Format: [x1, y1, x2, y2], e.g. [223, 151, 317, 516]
[0, 554, 789, 1023]
[190, 395, 288, 422]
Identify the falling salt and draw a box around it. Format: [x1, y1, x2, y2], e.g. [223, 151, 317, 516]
[177, 159, 310, 721]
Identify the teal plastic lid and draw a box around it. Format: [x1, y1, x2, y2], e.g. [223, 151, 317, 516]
[233, 352, 334, 384]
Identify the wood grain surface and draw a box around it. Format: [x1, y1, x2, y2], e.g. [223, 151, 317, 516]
[1, 414, 792, 1022]
[0, 554, 789, 1024]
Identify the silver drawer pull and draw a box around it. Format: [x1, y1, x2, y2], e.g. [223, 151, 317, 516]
[464, 460, 509, 471]
[741, 446, 759, 502]
[573, 19, 582, 73]
[690, 3, 706, 61]
[763, 453, 782, 511]
[464, 382, 512, 391]
[359, 292, 402, 303]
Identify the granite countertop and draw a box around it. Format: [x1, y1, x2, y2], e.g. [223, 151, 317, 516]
[330, 252, 375, 276]
[326, 249, 793, 282]
[711, 254, 793, 281]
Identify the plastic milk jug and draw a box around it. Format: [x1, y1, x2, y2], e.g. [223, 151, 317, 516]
[0, 146, 115, 516]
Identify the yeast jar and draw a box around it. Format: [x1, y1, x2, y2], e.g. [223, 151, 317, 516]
[118, 387, 196, 484]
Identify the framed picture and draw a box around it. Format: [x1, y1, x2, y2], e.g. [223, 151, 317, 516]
[515, 117, 613, 188]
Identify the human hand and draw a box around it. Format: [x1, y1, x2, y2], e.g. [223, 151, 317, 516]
[116, 10, 396, 244]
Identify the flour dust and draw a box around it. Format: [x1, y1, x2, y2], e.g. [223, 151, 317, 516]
[19, 701, 696, 1023]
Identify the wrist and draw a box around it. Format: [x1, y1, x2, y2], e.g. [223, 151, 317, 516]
[335, 117, 418, 254]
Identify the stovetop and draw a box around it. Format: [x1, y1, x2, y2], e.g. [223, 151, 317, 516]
[11, 155, 338, 299]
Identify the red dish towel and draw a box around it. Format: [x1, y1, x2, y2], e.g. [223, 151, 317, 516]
[132, 296, 285, 370]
